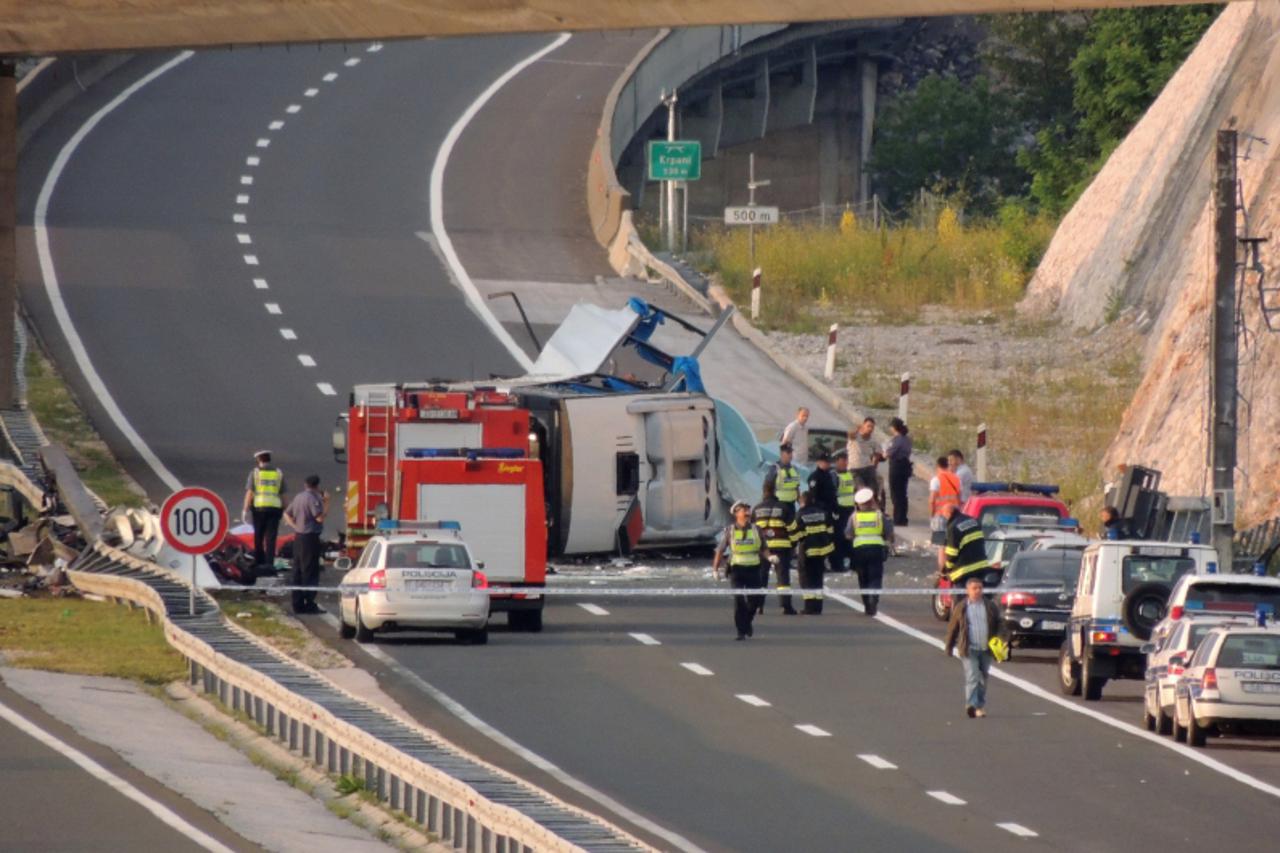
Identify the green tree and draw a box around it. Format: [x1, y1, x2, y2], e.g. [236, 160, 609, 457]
[982, 12, 1091, 128]
[869, 75, 1024, 216]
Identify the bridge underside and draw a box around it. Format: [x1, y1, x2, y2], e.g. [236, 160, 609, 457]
[4, 0, 1220, 56]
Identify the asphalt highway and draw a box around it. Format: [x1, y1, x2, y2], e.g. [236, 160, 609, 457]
[18, 32, 1280, 853]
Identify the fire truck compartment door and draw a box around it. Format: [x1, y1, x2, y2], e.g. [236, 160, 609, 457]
[529, 303, 640, 377]
[398, 423, 483, 456]
[418, 484, 525, 581]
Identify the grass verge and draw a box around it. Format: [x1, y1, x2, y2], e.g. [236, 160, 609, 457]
[23, 343, 146, 507]
[0, 598, 186, 684]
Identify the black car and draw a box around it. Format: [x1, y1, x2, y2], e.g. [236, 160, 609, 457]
[996, 549, 1084, 651]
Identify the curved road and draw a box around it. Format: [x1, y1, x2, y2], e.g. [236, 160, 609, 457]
[17, 35, 1280, 852]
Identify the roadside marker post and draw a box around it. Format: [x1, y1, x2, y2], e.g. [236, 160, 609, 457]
[824, 324, 838, 381]
[751, 268, 762, 322]
[160, 487, 229, 615]
[976, 424, 988, 481]
[898, 372, 910, 422]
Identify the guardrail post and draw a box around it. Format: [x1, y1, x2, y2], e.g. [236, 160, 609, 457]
[390, 776, 401, 811]
[414, 789, 426, 826]
[428, 795, 440, 834]
[340, 747, 350, 776]
[301, 723, 311, 758]
[453, 808, 464, 849]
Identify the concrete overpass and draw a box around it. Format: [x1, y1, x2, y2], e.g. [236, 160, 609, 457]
[0, 0, 1224, 55]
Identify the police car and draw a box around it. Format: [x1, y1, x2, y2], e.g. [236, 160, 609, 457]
[336, 524, 490, 644]
[1142, 613, 1255, 735]
[1174, 624, 1280, 747]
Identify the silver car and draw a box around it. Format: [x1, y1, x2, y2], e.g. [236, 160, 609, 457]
[1174, 625, 1280, 747]
[1142, 614, 1253, 735]
[338, 532, 490, 644]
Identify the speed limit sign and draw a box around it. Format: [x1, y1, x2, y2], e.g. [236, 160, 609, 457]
[160, 487, 229, 614]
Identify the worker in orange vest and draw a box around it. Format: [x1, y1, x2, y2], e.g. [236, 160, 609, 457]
[930, 456, 962, 574]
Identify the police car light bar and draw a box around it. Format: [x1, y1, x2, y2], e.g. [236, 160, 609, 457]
[972, 482, 1061, 496]
[375, 519, 463, 533]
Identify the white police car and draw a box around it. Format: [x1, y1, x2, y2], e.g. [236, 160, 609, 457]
[1174, 623, 1280, 747]
[337, 523, 490, 644]
[1142, 613, 1255, 735]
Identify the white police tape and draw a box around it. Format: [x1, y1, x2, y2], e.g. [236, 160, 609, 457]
[211, 584, 1030, 597]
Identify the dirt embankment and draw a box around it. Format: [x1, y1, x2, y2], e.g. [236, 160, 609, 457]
[1018, 1, 1280, 527]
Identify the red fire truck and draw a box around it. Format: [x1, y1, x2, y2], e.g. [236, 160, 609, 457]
[336, 387, 548, 631]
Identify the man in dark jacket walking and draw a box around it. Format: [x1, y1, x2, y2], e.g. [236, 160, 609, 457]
[944, 576, 1001, 717]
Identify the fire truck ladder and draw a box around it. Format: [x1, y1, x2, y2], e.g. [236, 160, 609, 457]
[364, 389, 395, 519]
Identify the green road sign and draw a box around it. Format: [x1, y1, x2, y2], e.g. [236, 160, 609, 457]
[647, 140, 702, 181]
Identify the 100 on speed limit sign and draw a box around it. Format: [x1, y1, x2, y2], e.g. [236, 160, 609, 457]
[160, 487, 229, 555]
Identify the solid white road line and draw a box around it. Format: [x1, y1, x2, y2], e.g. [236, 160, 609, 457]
[297, 355, 316, 367]
[232, 213, 246, 224]
[997, 823, 1038, 838]
[629, 633, 660, 646]
[316, 383, 336, 396]
[236, 194, 250, 204]
[857, 754, 897, 770]
[256, 138, 270, 148]
[323, 72, 338, 82]
[32, 51, 194, 493]
[344, 57, 361, 67]
[577, 603, 609, 616]
[317, 614, 704, 853]
[279, 329, 297, 341]
[927, 791, 967, 806]
[0, 699, 234, 852]
[825, 591, 1280, 801]
[265, 303, 281, 315]
[304, 88, 319, 97]
[252, 278, 269, 290]
[795, 724, 831, 737]
[236, 233, 252, 244]
[736, 694, 772, 708]
[680, 663, 713, 677]
[269, 120, 284, 130]
[242, 255, 259, 266]
[429, 33, 571, 373]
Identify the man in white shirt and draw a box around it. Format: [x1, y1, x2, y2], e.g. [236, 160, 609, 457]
[948, 449, 975, 504]
[780, 407, 810, 464]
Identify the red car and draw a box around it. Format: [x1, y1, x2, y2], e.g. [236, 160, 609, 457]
[962, 482, 1071, 532]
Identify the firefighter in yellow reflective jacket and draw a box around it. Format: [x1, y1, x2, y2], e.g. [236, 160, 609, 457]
[713, 501, 764, 640]
[846, 488, 892, 616]
[794, 491, 834, 614]
[752, 483, 799, 615]
[941, 504, 994, 587]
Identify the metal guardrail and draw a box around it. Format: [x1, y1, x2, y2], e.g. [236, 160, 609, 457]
[67, 541, 651, 853]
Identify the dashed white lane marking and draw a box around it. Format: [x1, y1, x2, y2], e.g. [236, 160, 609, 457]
[736, 694, 772, 708]
[0, 700, 235, 852]
[344, 57, 361, 67]
[236, 233, 251, 244]
[857, 754, 897, 770]
[34, 52, 194, 491]
[236, 194, 249, 204]
[429, 33, 570, 373]
[577, 603, 609, 616]
[304, 88, 319, 97]
[279, 328, 297, 341]
[297, 354, 316, 367]
[245, 156, 260, 167]
[252, 278, 268, 290]
[323, 72, 338, 82]
[680, 663, 713, 677]
[269, 120, 284, 130]
[997, 823, 1038, 838]
[285, 104, 301, 114]
[795, 724, 832, 737]
[629, 633, 660, 646]
[927, 791, 967, 806]
[316, 383, 337, 396]
[265, 303, 281, 315]
[232, 213, 246, 224]
[239, 175, 253, 185]
[242, 254, 259, 266]
[367, 43, 383, 52]
[256, 138, 270, 148]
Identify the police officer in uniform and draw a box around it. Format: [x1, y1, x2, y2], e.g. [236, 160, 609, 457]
[847, 488, 891, 616]
[832, 452, 857, 573]
[713, 501, 764, 640]
[242, 450, 286, 571]
[764, 443, 802, 511]
[752, 483, 798, 615]
[941, 503, 994, 588]
[794, 491, 834, 614]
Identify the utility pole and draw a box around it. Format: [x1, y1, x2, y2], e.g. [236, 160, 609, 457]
[0, 60, 15, 410]
[663, 89, 678, 253]
[1210, 129, 1238, 570]
[746, 152, 770, 272]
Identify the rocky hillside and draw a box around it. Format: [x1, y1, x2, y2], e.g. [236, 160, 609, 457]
[1019, 1, 1280, 526]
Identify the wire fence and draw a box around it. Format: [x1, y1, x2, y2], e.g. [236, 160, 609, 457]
[683, 189, 960, 233]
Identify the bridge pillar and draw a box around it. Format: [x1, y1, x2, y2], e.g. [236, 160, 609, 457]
[719, 57, 769, 148]
[0, 61, 14, 409]
[766, 44, 816, 133]
[858, 56, 877, 208]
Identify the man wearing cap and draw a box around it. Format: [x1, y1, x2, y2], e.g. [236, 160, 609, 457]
[847, 489, 893, 616]
[832, 452, 857, 573]
[713, 500, 764, 640]
[764, 443, 802, 510]
[751, 482, 798, 615]
[793, 491, 834, 614]
[243, 450, 287, 571]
